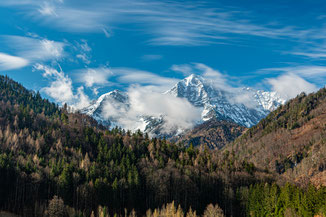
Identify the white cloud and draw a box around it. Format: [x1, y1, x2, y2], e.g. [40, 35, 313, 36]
[75, 66, 179, 97]
[38, 2, 57, 16]
[289, 36, 326, 60]
[78, 39, 91, 52]
[77, 67, 112, 87]
[39, 39, 65, 59]
[171, 63, 231, 90]
[231, 92, 258, 109]
[74, 86, 91, 109]
[195, 63, 230, 89]
[1, 35, 65, 62]
[0, 0, 317, 46]
[76, 54, 91, 65]
[259, 65, 326, 86]
[282, 66, 326, 79]
[75, 40, 92, 64]
[267, 73, 317, 100]
[35, 64, 74, 103]
[0, 52, 29, 70]
[34, 64, 90, 109]
[171, 64, 193, 76]
[291, 51, 326, 59]
[113, 68, 179, 91]
[102, 86, 201, 134]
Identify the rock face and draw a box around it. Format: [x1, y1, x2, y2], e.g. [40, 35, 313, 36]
[80, 90, 129, 127]
[80, 74, 285, 138]
[166, 74, 285, 127]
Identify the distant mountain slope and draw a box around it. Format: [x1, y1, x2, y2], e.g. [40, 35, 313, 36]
[176, 119, 246, 149]
[81, 74, 285, 138]
[80, 89, 129, 126]
[167, 74, 284, 127]
[227, 88, 326, 186]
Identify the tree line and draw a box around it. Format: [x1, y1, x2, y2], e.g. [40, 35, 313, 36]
[1, 75, 326, 217]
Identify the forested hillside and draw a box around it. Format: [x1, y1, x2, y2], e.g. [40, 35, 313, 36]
[228, 88, 326, 186]
[0, 75, 270, 216]
[176, 119, 246, 149]
[1, 75, 326, 217]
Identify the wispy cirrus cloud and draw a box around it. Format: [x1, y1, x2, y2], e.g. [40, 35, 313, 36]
[171, 63, 232, 89]
[290, 42, 326, 59]
[0, 35, 66, 71]
[38, 1, 57, 16]
[259, 65, 326, 82]
[76, 66, 179, 92]
[0, 35, 66, 62]
[74, 40, 92, 65]
[114, 68, 179, 90]
[0, 52, 29, 70]
[76, 67, 112, 88]
[0, 0, 316, 46]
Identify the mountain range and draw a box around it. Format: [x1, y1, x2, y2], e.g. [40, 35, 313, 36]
[81, 74, 285, 138]
[1, 75, 326, 217]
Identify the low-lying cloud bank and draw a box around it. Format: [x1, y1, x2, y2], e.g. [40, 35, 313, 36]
[101, 86, 202, 134]
[35, 62, 322, 135]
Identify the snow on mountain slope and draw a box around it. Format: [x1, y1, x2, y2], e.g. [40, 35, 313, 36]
[81, 74, 286, 136]
[166, 74, 285, 127]
[80, 90, 129, 127]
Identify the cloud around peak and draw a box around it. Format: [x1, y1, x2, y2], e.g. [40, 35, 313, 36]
[267, 73, 318, 100]
[101, 85, 202, 134]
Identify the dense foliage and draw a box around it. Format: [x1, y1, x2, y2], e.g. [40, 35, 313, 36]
[229, 87, 326, 186]
[1, 75, 326, 217]
[246, 183, 326, 216]
[176, 119, 245, 149]
[0, 75, 269, 216]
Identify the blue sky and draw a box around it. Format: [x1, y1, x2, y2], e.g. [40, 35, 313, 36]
[0, 0, 326, 108]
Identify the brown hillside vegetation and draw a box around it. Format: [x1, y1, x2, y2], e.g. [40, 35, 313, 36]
[0, 75, 274, 217]
[3, 75, 326, 216]
[227, 88, 326, 186]
[176, 119, 246, 149]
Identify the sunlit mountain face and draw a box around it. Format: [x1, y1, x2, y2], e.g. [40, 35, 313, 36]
[81, 73, 285, 137]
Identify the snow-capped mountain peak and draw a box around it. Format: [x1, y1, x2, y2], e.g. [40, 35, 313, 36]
[166, 74, 284, 127]
[80, 89, 128, 125]
[81, 74, 286, 136]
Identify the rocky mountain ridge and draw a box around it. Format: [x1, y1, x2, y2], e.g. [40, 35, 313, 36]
[81, 74, 285, 137]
